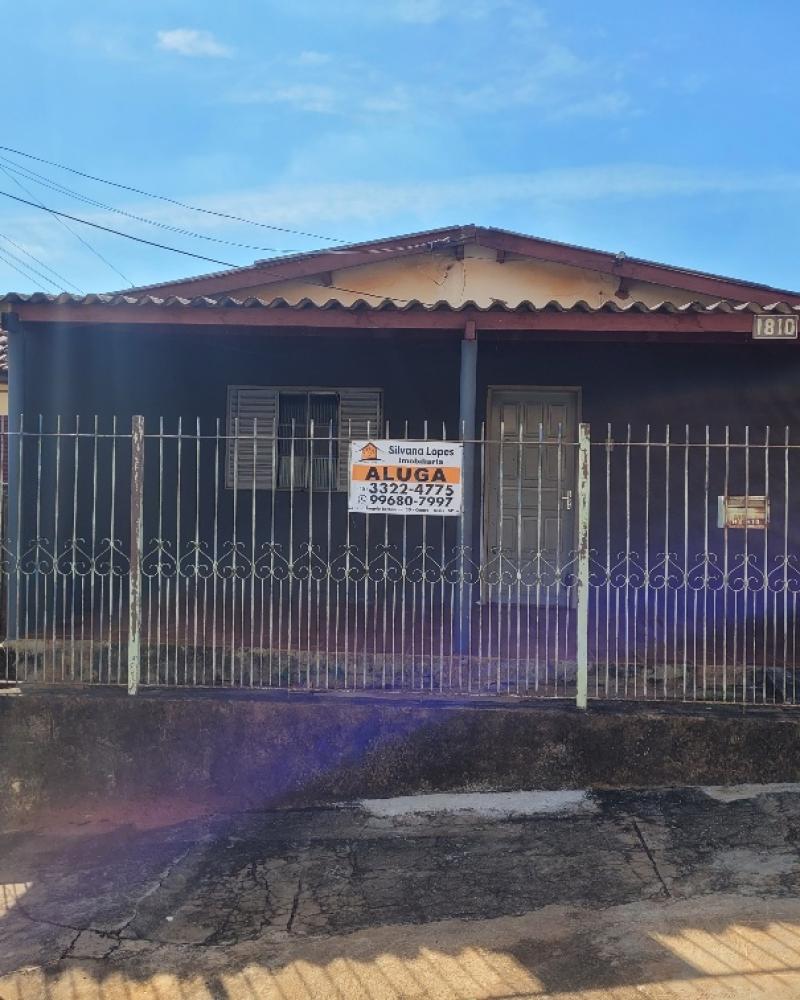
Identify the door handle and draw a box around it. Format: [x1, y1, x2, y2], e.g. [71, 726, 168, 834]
[561, 490, 573, 511]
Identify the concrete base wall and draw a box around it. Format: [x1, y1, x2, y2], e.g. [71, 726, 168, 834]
[2, 689, 800, 826]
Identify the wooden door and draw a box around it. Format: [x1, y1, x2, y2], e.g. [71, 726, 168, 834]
[485, 388, 579, 603]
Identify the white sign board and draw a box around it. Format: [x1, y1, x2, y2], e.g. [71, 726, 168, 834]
[348, 439, 463, 516]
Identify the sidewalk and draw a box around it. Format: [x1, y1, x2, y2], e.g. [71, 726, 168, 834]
[3, 784, 800, 998]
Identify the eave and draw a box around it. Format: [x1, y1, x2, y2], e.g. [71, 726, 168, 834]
[3, 296, 797, 340]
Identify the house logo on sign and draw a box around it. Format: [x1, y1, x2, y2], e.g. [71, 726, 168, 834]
[360, 442, 379, 461]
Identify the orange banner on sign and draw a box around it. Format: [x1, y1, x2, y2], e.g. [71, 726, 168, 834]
[351, 464, 461, 484]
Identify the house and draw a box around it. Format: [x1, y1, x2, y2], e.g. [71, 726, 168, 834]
[2, 224, 800, 703]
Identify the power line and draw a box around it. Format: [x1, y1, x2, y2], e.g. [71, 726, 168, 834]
[0, 156, 290, 254]
[0, 147, 468, 300]
[0, 241, 61, 291]
[0, 189, 240, 268]
[0, 145, 461, 258]
[0, 230, 82, 293]
[0, 189, 474, 305]
[0, 144, 339, 243]
[0, 162, 133, 287]
[0, 247, 50, 292]
[0, 189, 469, 306]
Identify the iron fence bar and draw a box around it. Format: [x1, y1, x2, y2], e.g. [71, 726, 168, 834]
[127, 415, 144, 695]
[576, 421, 590, 709]
[784, 426, 790, 703]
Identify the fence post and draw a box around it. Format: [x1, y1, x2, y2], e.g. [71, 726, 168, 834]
[457, 322, 478, 654]
[576, 422, 591, 709]
[128, 415, 145, 695]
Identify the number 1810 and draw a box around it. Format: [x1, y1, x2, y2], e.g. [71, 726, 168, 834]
[754, 315, 798, 339]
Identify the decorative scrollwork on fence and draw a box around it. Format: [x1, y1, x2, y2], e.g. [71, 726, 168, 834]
[142, 539, 178, 579]
[56, 538, 94, 577]
[9, 535, 800, 605]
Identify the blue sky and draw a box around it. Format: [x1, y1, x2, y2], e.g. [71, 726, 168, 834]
[3, 0, 800, 293]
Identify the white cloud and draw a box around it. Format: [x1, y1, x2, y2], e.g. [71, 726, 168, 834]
[156, 28, 232, 58]
[361, 86, 413, 115]
[295, 50, 332, 66]
[226, 9, 630, 124]
[361, 0, 546, 25]
[87, 165, 800, 234]
[235, 83, 340, 113]
[383, 0, 446, 23]
[550, 91, 633, 121]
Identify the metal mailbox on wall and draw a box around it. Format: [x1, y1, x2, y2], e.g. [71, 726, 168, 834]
[717, 495, 770, 530]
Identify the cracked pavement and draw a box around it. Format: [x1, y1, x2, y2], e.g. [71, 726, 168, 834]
[3, 786, 800, 997]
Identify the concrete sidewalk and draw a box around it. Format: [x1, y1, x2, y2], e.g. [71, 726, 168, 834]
[3, 785, 800, 998]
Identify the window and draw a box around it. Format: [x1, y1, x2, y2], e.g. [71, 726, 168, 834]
[226, 386, 382, 491]
[276, 391, 339, 490]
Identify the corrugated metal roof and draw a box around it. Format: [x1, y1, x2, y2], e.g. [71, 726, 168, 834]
[2, 292, 799, 314]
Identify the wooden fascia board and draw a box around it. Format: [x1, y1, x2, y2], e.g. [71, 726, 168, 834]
[472, 229, 800, 303]
[13, 302, 760, 335]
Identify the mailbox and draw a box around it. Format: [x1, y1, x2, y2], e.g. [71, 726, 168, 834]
[717, 496, 769, 530]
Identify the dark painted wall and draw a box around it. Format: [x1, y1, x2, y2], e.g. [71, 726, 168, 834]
[476, 338, 800, 431]
[11, 323, 800, 653]
[12, 324, 464, 642]
[19, 323, 460, 431]
[20, 322, 800, 449]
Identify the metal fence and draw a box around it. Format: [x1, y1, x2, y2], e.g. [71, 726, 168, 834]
[1, 416, 798, 707]
[588, 425, 800, 705]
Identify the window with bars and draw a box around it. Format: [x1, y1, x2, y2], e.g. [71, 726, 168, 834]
[276, 391, 339, 490]
[226, 385, 382, 491]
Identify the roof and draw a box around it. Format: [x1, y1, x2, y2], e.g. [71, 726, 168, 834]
[2, 292, 799, 314]
[2, 293, 795, 350]
[121, 225, 467, 295]
[116, 224, 800, 303]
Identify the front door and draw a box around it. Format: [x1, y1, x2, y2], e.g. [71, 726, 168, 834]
[484, 388, 579, 603]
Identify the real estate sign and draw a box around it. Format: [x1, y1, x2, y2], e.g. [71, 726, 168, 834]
[348, 439, 464, 516]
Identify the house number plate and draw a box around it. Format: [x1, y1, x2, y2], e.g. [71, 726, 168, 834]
[753, 315, 798, 340]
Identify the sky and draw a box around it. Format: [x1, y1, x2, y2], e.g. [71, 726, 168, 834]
[3, 0, 800, 294]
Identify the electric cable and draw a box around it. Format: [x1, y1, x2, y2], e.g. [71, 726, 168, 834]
[0, 163, 133, 287]
[0, 189, 239, 268]
[0, 242, 60, 291]
[0, 144, 338, 242]
[0, 156, 290, 254]
[0, 230, 82, 293]
[0, 145, 462, 257]
[0, 247, 50, 292]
